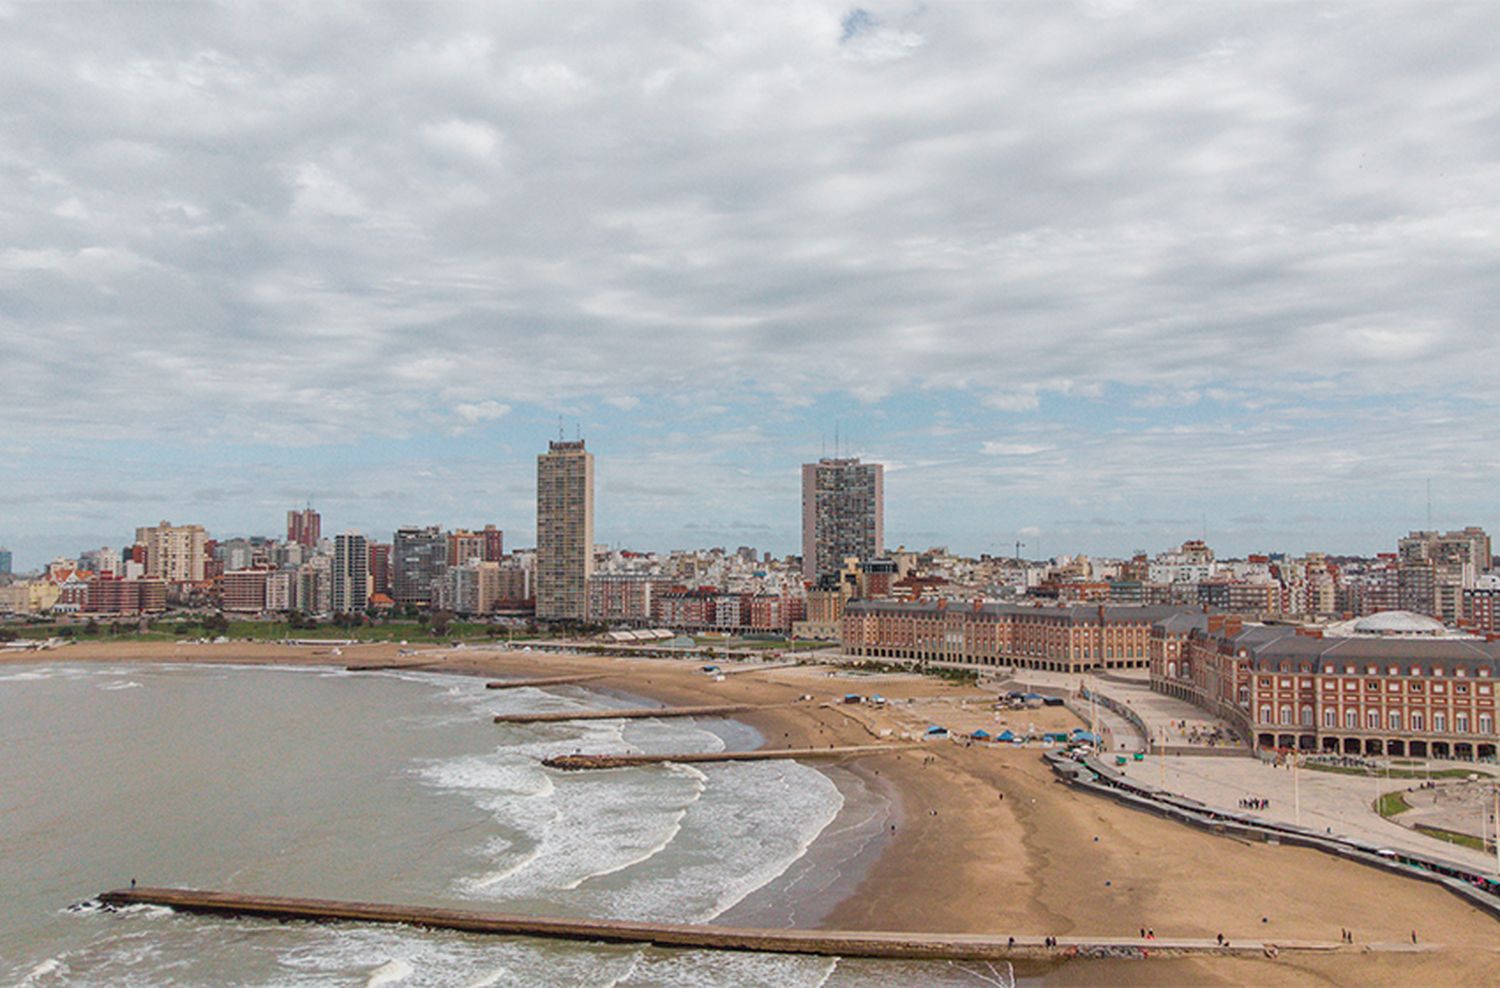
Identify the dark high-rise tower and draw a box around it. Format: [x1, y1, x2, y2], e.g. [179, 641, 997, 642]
[801, 457, 884, 583]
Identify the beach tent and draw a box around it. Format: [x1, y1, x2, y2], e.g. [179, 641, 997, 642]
[926, 725, 948, 736]
[997, 730, 1016, 742]
[870, 694, 887, 704]
[1042, 696, 1065, 707]
[1072, 730, 1102, 744]
[843, 693, 864, 704]
[701, 665, 720, 673]
[971, 729, 991, 739]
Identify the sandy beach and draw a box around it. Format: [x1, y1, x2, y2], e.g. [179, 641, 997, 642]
[12, 640, 1500, 985]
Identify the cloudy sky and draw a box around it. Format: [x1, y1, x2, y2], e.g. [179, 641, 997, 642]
[4, 1, 1500, 569]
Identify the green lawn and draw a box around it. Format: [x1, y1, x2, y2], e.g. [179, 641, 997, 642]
[1413, 824, 1490, 853]
[1375, 790, 1412, 818]
[1304, 762, 1492, 780]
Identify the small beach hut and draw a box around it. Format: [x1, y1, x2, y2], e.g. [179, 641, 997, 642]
[843, 693, 864, 704]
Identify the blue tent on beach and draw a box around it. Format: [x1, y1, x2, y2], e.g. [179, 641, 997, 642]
[926, 725, 948, 736]
[997, 729, 1016, 742]
[971, 729, 991, 740]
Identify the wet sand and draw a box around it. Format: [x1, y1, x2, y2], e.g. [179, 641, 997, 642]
[16, 640, 1500, 985]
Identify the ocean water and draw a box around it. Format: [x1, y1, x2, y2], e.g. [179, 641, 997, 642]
[0, 663, 1021, 987]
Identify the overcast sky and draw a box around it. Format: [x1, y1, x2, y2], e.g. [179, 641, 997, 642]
[4, 1, 1500, 569]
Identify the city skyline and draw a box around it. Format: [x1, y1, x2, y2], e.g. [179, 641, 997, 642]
[0, 437, 1488, 575]
[6, 5, 1500, 567]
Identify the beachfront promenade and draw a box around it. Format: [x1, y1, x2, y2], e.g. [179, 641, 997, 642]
[97, 887, 1383, 962]
[1128, 753, 1498, 872]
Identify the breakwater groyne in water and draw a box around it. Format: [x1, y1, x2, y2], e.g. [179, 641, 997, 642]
[484, 674, 611, 690]
[94, 888, 1363, 961]
[344, 660, 442, 672]
[494, 703, 777, 724]
[543, 744, 916, 770]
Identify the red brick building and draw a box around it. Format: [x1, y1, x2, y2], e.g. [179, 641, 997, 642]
[1151, 611, 1500, 761]
[841, 600, 1190, 672]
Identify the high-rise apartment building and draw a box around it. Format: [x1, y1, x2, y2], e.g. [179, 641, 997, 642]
[1397, 527, 1491, 624]
[0, 547, 14, 576]
[481, 525, 505, 561]
[134, 521, 208, 583]
[332, 532, 370, 614]
[801, 457, 884, 582]
[287, 506, 322, 548]
[448, 530, 486, 567]
[392, 526, 447, 606]
[367, 542, 392, 597]
[536, 439, 595, 621]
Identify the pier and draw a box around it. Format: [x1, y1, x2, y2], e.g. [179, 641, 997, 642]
[485, 674, 611, 690]
[494, 703, 777, 724]
[543, 743, 916, 770]
[95, 887, 1362, 961]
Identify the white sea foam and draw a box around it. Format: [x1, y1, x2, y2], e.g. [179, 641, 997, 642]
[417, 678, 844, 926]
[18, 957, 65, 985]
[366, 957, 413, 987]
[99, 680, 142, 691]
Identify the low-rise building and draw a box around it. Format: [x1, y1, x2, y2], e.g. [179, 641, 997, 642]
[1150, 610, 1500, 760]
[841, 599, 1191, 672]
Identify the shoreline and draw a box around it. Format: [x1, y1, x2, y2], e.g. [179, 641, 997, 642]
[10, 642, 1500, 985]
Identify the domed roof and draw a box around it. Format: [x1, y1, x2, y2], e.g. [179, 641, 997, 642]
[1351, 610, 1447, 635]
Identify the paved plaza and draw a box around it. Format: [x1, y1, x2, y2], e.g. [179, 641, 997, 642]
[1125, 752, 1499, 873]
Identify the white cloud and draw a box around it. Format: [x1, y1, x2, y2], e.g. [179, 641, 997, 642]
[5, 2, 1500, 558]
[980, 442, 1053, 456]
[421, 118, 502, 161]
[453, 400, 511, 423]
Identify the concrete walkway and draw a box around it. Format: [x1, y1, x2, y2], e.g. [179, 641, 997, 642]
[1127, 753, 1498, 874]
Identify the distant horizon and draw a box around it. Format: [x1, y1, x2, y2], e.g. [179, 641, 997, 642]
[2, 466, 1487, 573]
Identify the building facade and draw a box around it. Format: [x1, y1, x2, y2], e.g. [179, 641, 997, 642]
[287, 506, 322, 548]
[841, 599, 1189, 672]
[222, 569, 269, 612]
[536, 440, 595, 622]
[392, 526, 446, 607]
[134, 521, 208, 584]
[801, 457, 883, 582]
[332, 532, 370, 614]
[1150, 611, 1500, 761]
